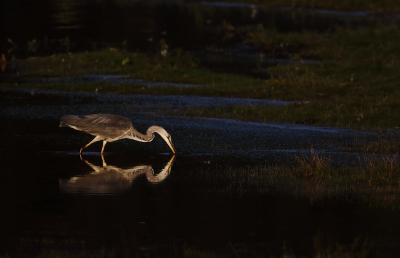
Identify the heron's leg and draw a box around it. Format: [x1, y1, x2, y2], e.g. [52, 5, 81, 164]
[80, 136, 103, 154]
[101, 141, 107, 154]
[101, 152, 107, 167]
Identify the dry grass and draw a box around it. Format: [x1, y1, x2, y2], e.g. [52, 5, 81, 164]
[199, 149, 400, 208]
[360, 154, 400, 185]
[295, 148, 331, 179]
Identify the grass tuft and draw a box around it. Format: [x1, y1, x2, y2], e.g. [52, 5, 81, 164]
[295, 148, 331, 180]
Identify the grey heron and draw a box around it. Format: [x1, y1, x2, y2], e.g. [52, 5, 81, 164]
[60, 114, 176, 154]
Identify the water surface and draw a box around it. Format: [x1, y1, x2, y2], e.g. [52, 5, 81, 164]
[1, 88, 400, 257]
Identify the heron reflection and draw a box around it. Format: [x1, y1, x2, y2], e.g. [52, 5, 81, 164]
[59, 155, 175, 194]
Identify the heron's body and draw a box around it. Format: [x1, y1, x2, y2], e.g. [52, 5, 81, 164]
[60, 114, 176, 154]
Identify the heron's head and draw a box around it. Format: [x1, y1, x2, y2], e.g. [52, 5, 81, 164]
[150, 126, 176, 154]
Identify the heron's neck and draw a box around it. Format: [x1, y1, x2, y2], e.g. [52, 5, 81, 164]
[129, 127, 156, 142]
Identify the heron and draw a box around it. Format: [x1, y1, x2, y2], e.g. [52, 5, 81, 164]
[60, 114, 176, 155]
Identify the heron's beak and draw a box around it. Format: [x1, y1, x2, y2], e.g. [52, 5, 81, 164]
[167, 137, 176, 154]
[169, 141, 176, 154]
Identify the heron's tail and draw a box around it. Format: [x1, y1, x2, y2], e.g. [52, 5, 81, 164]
[60, 115, 80, 128]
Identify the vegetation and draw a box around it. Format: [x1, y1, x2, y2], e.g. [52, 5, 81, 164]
[212, 0, 400, 13]
[98, 0, 400, 13]
[6, 230, 369, 258]
[200, 149, 400, 210]
[341, 135, 400, 153]
[181, 25, 400, 129]
[1, 25, 398, 130]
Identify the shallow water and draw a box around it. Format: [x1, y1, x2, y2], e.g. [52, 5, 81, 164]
[0, 88, 385, 167]
[1, 88, 400, 257]
[1, 140, 400, 257]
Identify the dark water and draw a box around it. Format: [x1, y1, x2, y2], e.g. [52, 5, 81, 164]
[1, 89, 400, 257]
[2, 147, 400, 257]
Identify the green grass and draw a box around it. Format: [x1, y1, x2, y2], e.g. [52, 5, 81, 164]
[12, 48, 269, 96]
[178, 25, 400, 129]
[4, 25, 400, 130]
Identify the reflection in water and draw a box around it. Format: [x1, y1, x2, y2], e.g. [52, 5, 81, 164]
[59, 155, 175, 194]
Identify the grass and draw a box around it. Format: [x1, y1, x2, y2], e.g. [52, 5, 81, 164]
[7, 50, 400, 129]
[341, 135, 400, 154]
[0, 234, 370, 258]
[107, 0, 400, 13]
[8, 48, 271, 97]
[310, 232, 369, 258]
[178, 25, 400, 129]
[3, 25, 400, 130]
[199, 148, 400, 209]
[243, 25, 400, 64]
[209, 0, 400, 13]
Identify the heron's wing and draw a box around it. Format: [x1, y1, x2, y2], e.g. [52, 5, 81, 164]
[62, 114, 133, 138]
